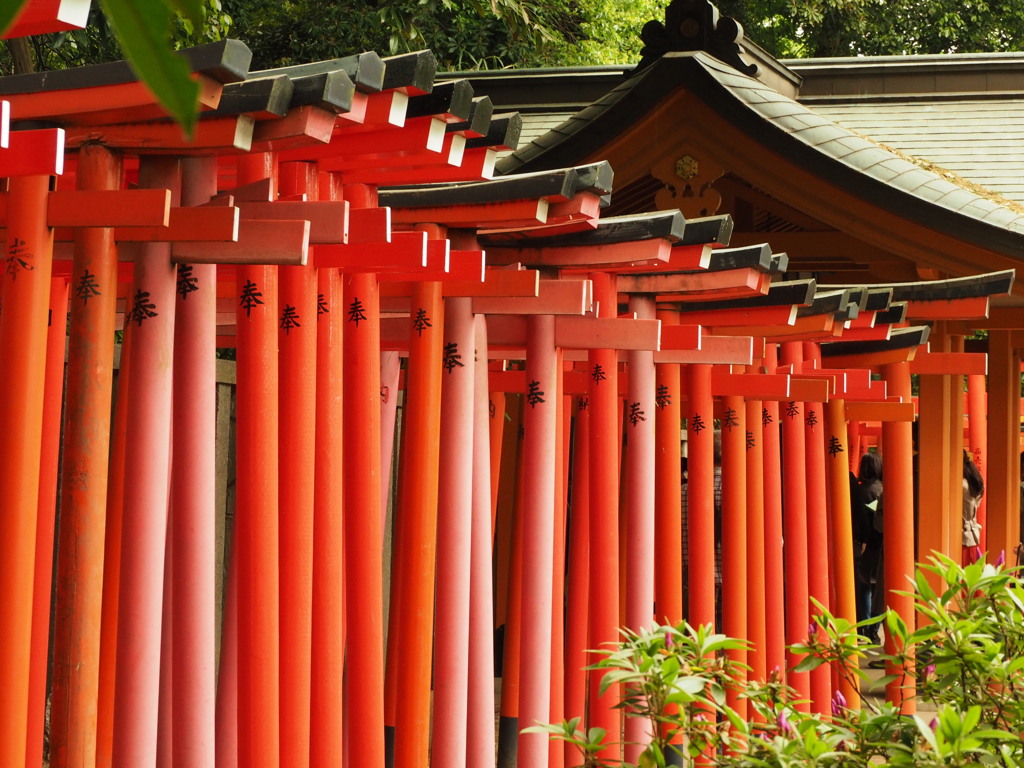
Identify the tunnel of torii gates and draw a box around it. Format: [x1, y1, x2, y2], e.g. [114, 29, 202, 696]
[1, 8, 1024, 768]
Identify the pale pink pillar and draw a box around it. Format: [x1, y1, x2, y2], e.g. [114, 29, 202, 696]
[112, 157, 180, 768]
[467, 315, 496, 768]
[170, 156, 218, 768]
[624, 295, 656, 764]
[433, 296, 476, 768]
[517, 314, 558, 768]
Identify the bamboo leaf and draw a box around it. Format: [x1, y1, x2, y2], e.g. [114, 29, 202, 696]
[99, 0, 200, 136]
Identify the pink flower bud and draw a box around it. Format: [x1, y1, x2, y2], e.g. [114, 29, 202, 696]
[996, 550, 1006, 567]
[777, 709, 795, 737]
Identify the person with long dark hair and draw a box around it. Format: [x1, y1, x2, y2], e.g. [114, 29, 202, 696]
[963, 450, 985, 565]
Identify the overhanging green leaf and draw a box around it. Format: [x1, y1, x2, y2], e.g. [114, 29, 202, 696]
[99, 0, 200, 136]
[0, 0, 30, 37]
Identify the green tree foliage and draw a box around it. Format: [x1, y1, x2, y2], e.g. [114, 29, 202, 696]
[718, 0, 1024, 59]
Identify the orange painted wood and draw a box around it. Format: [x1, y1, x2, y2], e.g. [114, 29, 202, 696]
[484, 193, 603, 236]
[908, 350, 987, 375]
[291, 116, 447, 163]
[905, 296, 989, 320]
[342, 268, 386, 768]
[234, 154, 281, 768]
[823, 347, 920, 369]
[881, 362, 916, 712]
[685, 362, 716, 631]
[28, 277, 68, 768]
[660, 324, 701, 350]
[760, 347, 787, 680]
[835, 326, 892, 342]
[2, 76, 222, 127]
[564, 394, 590, 763]
[711, 371, 790, 398]
[721, 396, 748, 716]
[717, 313, 835, 340]
[966, 375, 988, 549]
[843, 401, 916, 422]
[490, 237, 670, 269]
[45, 189, 171, 227]
[393, 197, 550, 230]
[562, 244, 710, 275]
[683, 305, 796, 327]
[96, 307, 132, 768]
[64, 116, 254, 153]
[586, 272, 621, 762]
[360, 146, 496, 186]
[0, 174, 56, 768]
[49, 144, 120, 768]
[824, 399, 860, 711]
[174, 219, 310, 265]
[554, 316, 659, 350]
[788, 378, 831, 403]
[276, 163, 319, 768]
[4, 0, 90, 38]
[347, 206, 391, 243]
[472, 279, 589, 315]
[0, 127, 64, 176]
[314, 231, 426, 269]
[111, 157, 179, 768]
[779, 342, 811, 709]
[743, 398, 768, 683]
[376, 248, 485, 282]
[114, 206, 239, 242]
[238, 200, 348, 244]
[393, 281, 443, 768]
[654, 334, 754, 365]
[623, 267, 765, 297]
[654, 311, 683, 625]
[250, 105, 337, 153]
[378, 268, 538, 299]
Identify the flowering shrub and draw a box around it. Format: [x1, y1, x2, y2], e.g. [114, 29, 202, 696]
[527, 553, 1024, 767]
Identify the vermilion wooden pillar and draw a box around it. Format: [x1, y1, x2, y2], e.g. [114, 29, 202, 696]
[0, 172, 56, 768]
[467, 315, 496, 768]
[277, 161, 318, 768]
[802, 345, 831, 714]
[51, 142, 121, 768]
[685, 363, 715, 629]
[216, 541, 239, 768]
[97, 306, 133, 768]
[170, 156, 218, 768]
[744, 398, 767, 683]
[434, 295, 475, 768]
[342, 252, 385, 768]
[778, 342, 810, 707]
[986, 331, 1020, 567]
[917, 327, 953, 563]
[655, 310, 683, 625]
[234, 153, 281, 768]
[391, 278, 443, 768]
[824, 398, 860, 710]
[310, 190, 345, 768]
[586, 272, 621, 760]
[564, 392, 590, 768]
[28, 276, 69, 768]
[624, 295, 656, 762]
[721, 395, 747, 717]
[966, 374, 988, 549]
[497, 429, 525, 768]
[881, 361, 916, 711]
[761, 346, 786, 679]
[112, 156, 180, 768]
[517, 313, 558, 768]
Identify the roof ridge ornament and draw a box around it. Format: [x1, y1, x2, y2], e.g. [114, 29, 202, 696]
[637, 0, 757, 76]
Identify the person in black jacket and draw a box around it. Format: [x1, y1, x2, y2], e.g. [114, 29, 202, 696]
[852, 452, 883, 643]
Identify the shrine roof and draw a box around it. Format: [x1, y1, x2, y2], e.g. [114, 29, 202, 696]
[494, 51, 1024, 261]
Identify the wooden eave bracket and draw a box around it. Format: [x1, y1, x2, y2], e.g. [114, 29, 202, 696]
[172, 218, 310, 265]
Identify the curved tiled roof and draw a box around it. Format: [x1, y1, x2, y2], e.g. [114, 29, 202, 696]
[498, 51, 1024, 260]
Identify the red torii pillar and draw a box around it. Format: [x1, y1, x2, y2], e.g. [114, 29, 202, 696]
[761, 346, 787, 679]
[744, 396, 768, 683]
[882, 361, 916, 712]
[111, 156, 180, 768]
[685, 362, 715, 630]
[50, 142, 122, 768]
[654, 311, 683, 626]
[721, 393, 748, 717]
[779, 341, 811, 708]
[342, 183, 386, 768]
[0, 131, 62, 768]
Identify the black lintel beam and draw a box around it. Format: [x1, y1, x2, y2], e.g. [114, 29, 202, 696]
[887, 269, 1015, 302]
[465, 112, 522, 150]
[252, 51, 385, 94]
[704, 243, 772, 273]
[675, 279, 816, 312]
[677, 215, 732, 247]
[447, 97, 494, 138]
[406, 80, 474, 121]
[480, 210, 685, 248]
[0, 39, 252, 95]
[795, 288, 850, 318]
[381, 50, 437, 94]
[820, 325, 930, 357]
[208, 75, 294, 118]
